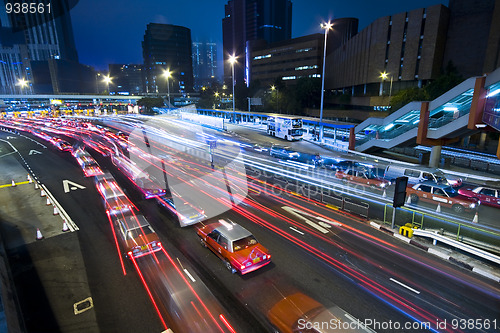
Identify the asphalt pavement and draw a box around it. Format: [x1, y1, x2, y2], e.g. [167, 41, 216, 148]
[0, 137, 99, 333]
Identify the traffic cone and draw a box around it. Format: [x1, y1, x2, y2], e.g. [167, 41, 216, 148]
[34, 182, 39, 189]
[27, 174, 32, 183]
[382, 189, 387, 198]
[36, 228, 44, 240]
[11, 180, 16, 187]
[472, 212, 479, 223]
[62, 220, 69, 232]
[40, 189, 46, 197]
[436, 203, 441, 213]
[53, 205, 59, 215]
[406, 195, 411, 204]
[46, 197, 51, 206]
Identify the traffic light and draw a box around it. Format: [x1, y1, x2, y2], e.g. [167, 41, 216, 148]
[393, 176, 408, 208]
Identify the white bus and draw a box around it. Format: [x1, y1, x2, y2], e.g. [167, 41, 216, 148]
[267, 116, 303, 141]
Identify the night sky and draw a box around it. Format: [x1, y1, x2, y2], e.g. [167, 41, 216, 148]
[70, 0, 448, 72]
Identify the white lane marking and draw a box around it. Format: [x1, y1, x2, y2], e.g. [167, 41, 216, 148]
[289, 226, 305, 235]
[29, 149, 42, 155]
[282, 206, 330, 234]
[183, 268, 196, 283]
[390, 277, 420, 294]
[63, 180, 86, 193]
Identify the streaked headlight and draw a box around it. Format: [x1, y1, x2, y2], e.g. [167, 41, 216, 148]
[469, 203, 476, 208]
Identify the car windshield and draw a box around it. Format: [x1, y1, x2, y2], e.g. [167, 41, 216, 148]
[444, 186, 458, 197]
[435, 171, 447, 182]
[233, 235, 258, 251]
[127, 226, 154, 239]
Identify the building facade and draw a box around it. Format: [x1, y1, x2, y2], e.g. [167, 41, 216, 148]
[108, 64, 144, 95]
[324, 0, 500, 109]
[0, 0, 83, 94]
[222, 0, 292, 86]
[325, 5, 449, 98]
[249, 34, 323, 86]
[192, 41, 218, 90]
[142, 23, 193, 94]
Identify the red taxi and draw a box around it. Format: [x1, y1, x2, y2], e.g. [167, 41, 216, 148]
[197, 219, 271, 275]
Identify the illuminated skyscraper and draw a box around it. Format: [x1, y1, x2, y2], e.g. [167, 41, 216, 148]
[222, 0, 292, 86]
[0, 0, 80, 94]
[192, 41, 218, 90]
[142, 23, 193, 94]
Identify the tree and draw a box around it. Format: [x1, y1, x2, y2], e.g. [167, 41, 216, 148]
[389, 62, 464, 112]
[390, 87, 430, 112]
[137, 97, 164, 114]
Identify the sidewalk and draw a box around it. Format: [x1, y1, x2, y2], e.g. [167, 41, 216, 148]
[370, 221, 500, 283]
[0, 145, 99, 332]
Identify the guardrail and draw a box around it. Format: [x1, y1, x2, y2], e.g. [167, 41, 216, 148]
[382, 203, 500, 249]
[412, 229, 500, 265]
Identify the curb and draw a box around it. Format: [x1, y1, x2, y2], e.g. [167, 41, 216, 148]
[369, 222, 500, 283]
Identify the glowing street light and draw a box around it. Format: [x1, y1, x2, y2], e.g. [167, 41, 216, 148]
[16, 78, 29, 93]
[163, 69, 172, 108]
[319, 21, 333, 143]
[228, 54, 237, 122]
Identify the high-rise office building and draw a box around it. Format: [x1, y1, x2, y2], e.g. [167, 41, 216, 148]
[142, 23, 193, 94]
[0, 0, 81, 94]
[108, 64, 145, 95]
[222, 0, 292, 86]
[192, 41, 218, 90]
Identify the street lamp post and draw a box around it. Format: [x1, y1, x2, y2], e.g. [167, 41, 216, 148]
[380, 71, 393, 107]
[163, 69, 172, 109]
[103, 75, 112, 95]
[229, 54, 236, 122]
[319, 21, 332, 143]
[271, 85, 279, 113]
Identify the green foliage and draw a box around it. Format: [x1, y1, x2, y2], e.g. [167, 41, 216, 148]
[389, 61, 464, 113]
[390, 87, 430, 112]
[137, 97, 164, 114]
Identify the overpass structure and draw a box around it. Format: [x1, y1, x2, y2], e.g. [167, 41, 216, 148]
[352, 67, 500, 164]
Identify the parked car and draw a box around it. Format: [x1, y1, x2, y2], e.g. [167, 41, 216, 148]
[458, 186, 500, 209]
[197, 219, 271, 275]
[335, 167, 391, 190]
[406, 181, 479, 213]
[384, 165, 462, 187]
[269, 144, 300, 160]
[267, 292, 367, 333]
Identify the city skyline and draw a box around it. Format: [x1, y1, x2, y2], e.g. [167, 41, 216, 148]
[70, 0, 447, 71]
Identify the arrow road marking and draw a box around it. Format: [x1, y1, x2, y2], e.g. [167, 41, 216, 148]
[29, 149, 42, 155]
[282, 206, 331, 234]
[63, 180, 86, 193]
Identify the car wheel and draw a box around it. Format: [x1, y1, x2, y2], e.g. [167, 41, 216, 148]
[200, 238, 207, 248]
[452, 204, 465, 214]
[225, 260, 236, 274]
[410, 194, 419, 204]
